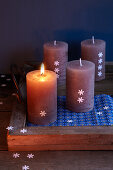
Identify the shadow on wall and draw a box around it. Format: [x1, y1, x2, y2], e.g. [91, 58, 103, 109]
[1, 29, 112, 73]
[5, 45, 38, 73]
[54, 29, 83, 61]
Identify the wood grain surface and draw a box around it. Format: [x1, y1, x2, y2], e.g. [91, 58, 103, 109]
[7, 62, 113, 151]
[0, 64, 113, 169]
[0, 151, 113, 170]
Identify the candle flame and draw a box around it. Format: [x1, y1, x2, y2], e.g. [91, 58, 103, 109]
[41, 63, 44, 75]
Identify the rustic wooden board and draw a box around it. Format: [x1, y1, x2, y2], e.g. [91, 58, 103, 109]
[1, 151, 113, 170]
[7, 62, 113, 151]
[0, 112, 12, 151]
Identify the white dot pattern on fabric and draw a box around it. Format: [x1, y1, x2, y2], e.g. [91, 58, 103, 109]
[1, 84, 7, 87]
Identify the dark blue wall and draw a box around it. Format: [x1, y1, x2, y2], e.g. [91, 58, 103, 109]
[0, 0, 113, 72]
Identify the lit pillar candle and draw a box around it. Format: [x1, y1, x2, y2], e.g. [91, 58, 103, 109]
[81, 36, 106, 81]
[66, 59, 95, 112]
[43, 41, 68, 86]
[26, 64, 57, 125]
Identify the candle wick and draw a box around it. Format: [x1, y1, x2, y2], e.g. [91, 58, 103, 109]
[54, 40, 57, 46]
[92, 36, 95, 44]
[80, 58, 82, 66]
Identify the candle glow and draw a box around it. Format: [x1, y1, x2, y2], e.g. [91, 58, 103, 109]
[26, 68, 57, 125]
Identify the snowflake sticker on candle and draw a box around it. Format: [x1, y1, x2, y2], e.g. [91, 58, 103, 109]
[98, 71, 102, 77]
[77, 97, 84, 103]
[54, 61, 59, 66]
[98, 65, 102, 70]
[56, 74, 60, 79]
[40, 110, 47, 117]
[98, 52, 103, 58]
[97, 52, 103, 77]
[54, 68, 60, 73]
[78, 89, 84, 96]
[98, 58, 103, 64]
[77, 85, 84, 103]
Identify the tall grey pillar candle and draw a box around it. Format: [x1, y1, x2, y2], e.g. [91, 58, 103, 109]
[66, 60, 95, 112]
[81, 38, 106, 81]
[43, 41, 68, 86]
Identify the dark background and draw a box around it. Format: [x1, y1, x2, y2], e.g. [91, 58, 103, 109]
[0, 0, 113, 73]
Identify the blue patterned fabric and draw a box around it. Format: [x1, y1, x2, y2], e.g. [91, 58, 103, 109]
[27, 94, 113, 127]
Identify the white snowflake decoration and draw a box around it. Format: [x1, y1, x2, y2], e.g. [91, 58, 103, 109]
[98, 65, 102, 70]
[98, 58, 103, 64]
[103, 106, 109, 110]
[6, 78, 11, 81]
[78, 89, 84, 96]
[1, 75, 6, 78]
[6, 126, 14, 131]
[98, 52, 103, 58]
[40, 111, 47, 117]
[97, 112, 102, 115]
[13, 153, 20, 158]
[22, 165, 30, 170]
[54, 68, 60, 73]
[56, 74, 60, 79]
[12, 93, 17, 96]
[67, 120, 73, 123]
[1, 84, 7, 87]
[98, 71, 102, 77]
[20, 129, 27, 133]
[27, 153, 34, 159]
[0, 101, 3, 105]
[77, 97, 84, 103]
[54, 61, 59, 66]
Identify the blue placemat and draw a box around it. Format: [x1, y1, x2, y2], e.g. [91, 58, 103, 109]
[27, 94, 113, 127]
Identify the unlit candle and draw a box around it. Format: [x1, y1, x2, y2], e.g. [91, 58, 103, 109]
[43, 41, 68, 86]
[66, 60, 95, 112]
[81, 38, 106, 81]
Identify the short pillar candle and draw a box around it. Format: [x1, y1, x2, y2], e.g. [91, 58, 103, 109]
[26, 64, 57, 125]
[43, 41, 68, 86]
[81, 37, 106, 81]
[66, 59, 95, 112]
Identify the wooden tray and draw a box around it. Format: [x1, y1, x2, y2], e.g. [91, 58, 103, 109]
[7, 62, 113, 151]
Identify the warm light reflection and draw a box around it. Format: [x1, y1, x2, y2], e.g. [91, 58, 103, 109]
[41, 63, 44, 75]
